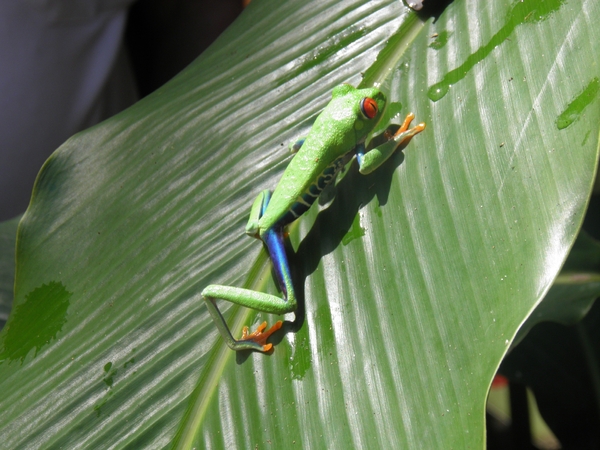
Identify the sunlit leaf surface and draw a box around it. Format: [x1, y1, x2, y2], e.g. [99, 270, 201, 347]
[0, 0, 598, 448]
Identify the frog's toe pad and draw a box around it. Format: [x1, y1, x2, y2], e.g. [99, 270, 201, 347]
[241, 321, 283, 352]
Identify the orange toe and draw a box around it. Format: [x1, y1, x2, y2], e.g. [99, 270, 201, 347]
[240, 320, 283, 352]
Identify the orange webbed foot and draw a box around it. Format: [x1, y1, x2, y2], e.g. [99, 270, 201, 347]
[388, 113, 426, 150]
[240, 320, 283, 352]
[394, 112, 426, 137]
[395, 112, 416, 135]
[383, 112, 426, 143]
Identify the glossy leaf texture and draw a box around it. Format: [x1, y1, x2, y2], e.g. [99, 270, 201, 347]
[0, 0, 599, 448]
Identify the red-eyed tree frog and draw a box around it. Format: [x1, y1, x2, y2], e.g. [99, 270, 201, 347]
[202, 84, 425, 352]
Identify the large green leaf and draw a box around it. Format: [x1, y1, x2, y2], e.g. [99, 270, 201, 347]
[0, 0, 598, 448]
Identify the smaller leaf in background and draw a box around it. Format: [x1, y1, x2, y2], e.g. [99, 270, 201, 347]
[562, 229, 600, 273]
[512, 230, 600, 346]
[500, 301, 600, 449]
[500, 213, 600, 448]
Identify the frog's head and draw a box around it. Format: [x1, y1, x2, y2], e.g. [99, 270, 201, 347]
[331, 84, 387, 141]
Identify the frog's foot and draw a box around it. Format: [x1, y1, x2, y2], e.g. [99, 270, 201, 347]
[240, 321, 283, 352]
[393, 112, 426, 143]
[396, 112, 417, 134]
[383, 113, 426, 143]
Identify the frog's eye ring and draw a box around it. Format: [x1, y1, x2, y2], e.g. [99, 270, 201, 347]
[360, 97, 378, 119]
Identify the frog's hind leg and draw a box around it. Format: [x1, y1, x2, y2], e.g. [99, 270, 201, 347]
[261, 225, 297, 312]
[245, 189, 297, 309]
[202, 283, 287, 352]
[202, 191, 297, 352]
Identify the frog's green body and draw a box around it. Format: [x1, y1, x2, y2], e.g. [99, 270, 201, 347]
[250, 84, 386, 235]
[202, 84, 425, 352]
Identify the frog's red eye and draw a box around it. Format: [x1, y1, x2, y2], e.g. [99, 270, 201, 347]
[360, 97, 378, 119]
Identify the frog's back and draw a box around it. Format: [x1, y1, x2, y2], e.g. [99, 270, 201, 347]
[257, 85, 386, 234]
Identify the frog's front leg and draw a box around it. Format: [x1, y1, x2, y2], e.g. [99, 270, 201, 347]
[202, 190, 297, 352]
[357, 112, 425, 175]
